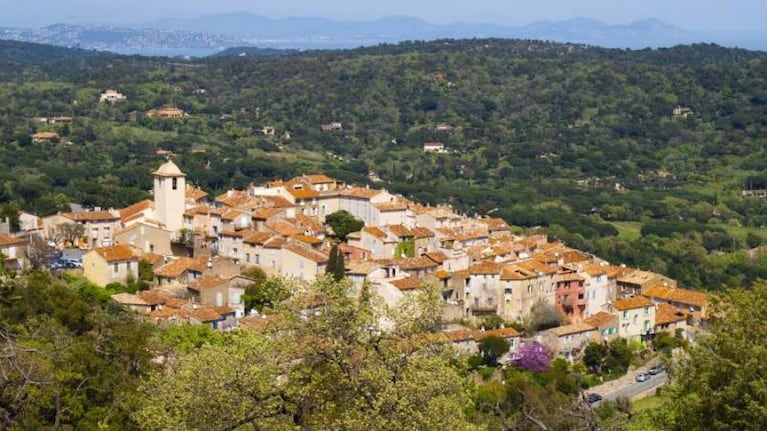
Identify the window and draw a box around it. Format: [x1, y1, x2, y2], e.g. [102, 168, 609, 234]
[113, 263, 119, 273]
[622, 311, 628, 319]
[126, 261, 131, 272]
[487, 297, 493, 305]
[233, 247, 238, 254]
[644, 307, 650, 315]
[255, 254, 260, 264]
[172, 178, 178, 190]
[246, 253, 251, 263]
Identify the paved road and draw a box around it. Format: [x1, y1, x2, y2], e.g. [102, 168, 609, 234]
[602, 371, 668, 402]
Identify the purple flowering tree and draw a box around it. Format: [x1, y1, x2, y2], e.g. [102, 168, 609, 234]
[510, 342, 551, 373]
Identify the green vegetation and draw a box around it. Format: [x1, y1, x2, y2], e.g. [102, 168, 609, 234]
[3, 39, 767, 289]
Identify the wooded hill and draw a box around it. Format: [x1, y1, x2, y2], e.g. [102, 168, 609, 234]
[2, 39, 767, 289]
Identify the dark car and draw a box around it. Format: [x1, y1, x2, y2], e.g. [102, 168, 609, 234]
[636, 372, 651, 382]
[649, 365, 664, 375]
[586, 393, 603, 404]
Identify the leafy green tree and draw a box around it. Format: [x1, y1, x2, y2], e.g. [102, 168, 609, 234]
[653, 284, 767, 430]
[583, 342, 608, 373]
[134, 275, 478, 430]
[325, 210, 364, 242]
[241, 276, 290, 314]
[325, 243, 346, 281]
[478, 334, 510, 366]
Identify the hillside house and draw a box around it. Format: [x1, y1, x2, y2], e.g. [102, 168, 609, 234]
[541, 322, 597, 361]
[609, 296, 656, 342]
[100, 89, 126, 103]
[82, 244, 139, 287]
[0, 234, 27, 270]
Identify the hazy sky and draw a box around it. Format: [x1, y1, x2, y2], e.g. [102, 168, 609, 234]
[1, 0, 764, 31]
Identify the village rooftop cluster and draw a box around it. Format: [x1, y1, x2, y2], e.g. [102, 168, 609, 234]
[0, 160, 709, 361]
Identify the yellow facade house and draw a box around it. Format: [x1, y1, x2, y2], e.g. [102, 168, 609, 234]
[83, 244, 139, 287]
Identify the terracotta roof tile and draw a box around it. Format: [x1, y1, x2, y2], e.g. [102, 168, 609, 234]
[583, 311, 618, 328]
[469, 262, 501, 275]
[548, 322, 596, 337]
[265, 220, 302, 237]
[424, 251, 448, 264]
[613, 296, 655, 311]
[397, 256, 439, 270]
[387, 224, 413, 238]
[341, 187, 383, 199]
[284, 243, 328, 264]
[154, 257, 208, 278]
[253, 207, 285, 219]
[643, 285, 709, 308]
[390, 277, 422, 291]
[187, 275, 232, 292]
[412, 226, 435, 238]
[63, 210, 119, 222]
[362, 226, 388, 240]
[244, 232, 273, 245]
[374, 202, 408, 212]
[654, 303, 688, 326]
[185, 185, 208, 201]
[93, 244, 137, 262]
[119, 199, 152, 223]
[0, 234, 26, 246]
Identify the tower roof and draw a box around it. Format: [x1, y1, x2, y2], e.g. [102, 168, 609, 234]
[153, 160, 185, 178]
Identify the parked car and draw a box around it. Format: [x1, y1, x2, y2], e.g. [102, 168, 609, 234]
[635, 372, 651, 382]
[649, 365, 664, 375]
[586, 393, 603, 404]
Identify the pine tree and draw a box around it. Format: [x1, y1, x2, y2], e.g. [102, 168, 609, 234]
[325, 244, 345, 281]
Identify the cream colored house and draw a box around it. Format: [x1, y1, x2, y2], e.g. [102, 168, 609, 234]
[44, 210, 121, 249]
[498, 260, 557, 323]
[0, 234, 27, 270]
[541, 322, 597, 362]
[187, 275, 248, 315]
[114, 222, 173, 255]
[279, 242, 328, 281]
[340, 187, 396, 226]
[610, 296, 656, 342]
[653, 303, 688, 339]
[83, 244, 139, 287]
[100, 89, 126, 103]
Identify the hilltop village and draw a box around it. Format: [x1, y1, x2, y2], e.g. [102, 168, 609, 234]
[0, 159, 709, 361]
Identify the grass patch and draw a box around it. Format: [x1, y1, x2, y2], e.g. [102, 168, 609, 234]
[632, 395, 662, 412]
[610, 221, 643, 241]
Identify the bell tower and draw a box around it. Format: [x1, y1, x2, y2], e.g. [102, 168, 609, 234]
[153, 160, 186, 232]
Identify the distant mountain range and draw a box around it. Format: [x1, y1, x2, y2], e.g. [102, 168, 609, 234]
[0, 13, 753, 56]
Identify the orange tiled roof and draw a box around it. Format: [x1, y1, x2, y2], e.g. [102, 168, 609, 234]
[253, 207, 286, 219]
[154, 257, 208, 278]
[362, 226, 388, 240]
[215, 190, 250, 208]
[291, 235, 323, 245]
[374, 202, 408, 212]
[500, 265, 537, 280]
[469, 262, 501, 275]
[185, 185, 208, 201]
[187, 275, 232, 292]
[262, 195, 294, 208]
[222, 209, 249, 221]
[301, 174, 337, 184]
[93, 244, 137, 262]
[390, 277, 422, 291]
[397, 256, 439, 270]
[289, 188, 320, 199]
[244, 232, 273, 245]
[643, 284, 709, 308]
[423, 251, 448, 264]
[554, 273, 585, 283]
[263, 237, 287, 248]
[442, 329, 475, 342]
[613, 295, 655, 311]
[549, 322, 596, 337]
[293, 214, 324, 233]
[62, 210, 119, 222]
[265, 220, 302, 237]
[412, 226, 435, 238]
[341, 187, 382, 199]
[434, 269, 450, 279]
[284, 243, 328, 264]
[387, 224, 413, 238]
[0, 234, 26, 246]
[119, 199, 152, 223]
[654, 303, 688, 326]
[140, 252, 164, 266]
[583, 311, 618, 329]
[182, 307, 222, 323]
[480, 217, 510, 231]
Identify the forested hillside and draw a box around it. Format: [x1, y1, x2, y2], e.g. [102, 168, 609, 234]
[2, 39, 767, 288]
